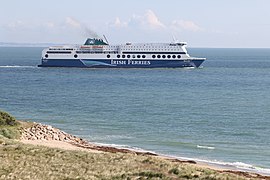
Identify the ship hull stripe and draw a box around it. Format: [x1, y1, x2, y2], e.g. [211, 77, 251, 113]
[38, 59, 204, 68]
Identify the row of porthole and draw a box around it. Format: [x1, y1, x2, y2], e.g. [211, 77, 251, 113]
[108, 54, 147, 59]
[107, 54, 181, 59]
[45, 54, 181, 59]
[153, 55, 182, 59]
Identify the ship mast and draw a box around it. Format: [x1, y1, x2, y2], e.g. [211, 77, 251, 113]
[103, 35, 109, 45]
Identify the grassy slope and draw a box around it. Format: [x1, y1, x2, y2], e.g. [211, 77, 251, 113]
[0, 111, 263, 179]
[0, 141, 248, 180]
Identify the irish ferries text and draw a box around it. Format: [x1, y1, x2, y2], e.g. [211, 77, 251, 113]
[111, 60, 151, 65]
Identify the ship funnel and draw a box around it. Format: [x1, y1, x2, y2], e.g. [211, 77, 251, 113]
[84, 38, 108, 45]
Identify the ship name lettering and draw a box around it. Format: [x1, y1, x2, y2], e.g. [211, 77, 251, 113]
[111, 60, 151, 65]
[128, 60, 151, 65]
[111, 60, 126, 65]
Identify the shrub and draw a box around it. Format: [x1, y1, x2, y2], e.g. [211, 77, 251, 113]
[169, 167, 180, 175]
[138, 171, 164, 178]
[0, 128, 18, 139]
[0, 111, 17, 126]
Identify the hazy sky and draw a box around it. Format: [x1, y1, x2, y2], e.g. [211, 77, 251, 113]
[1, 0, 270, 47]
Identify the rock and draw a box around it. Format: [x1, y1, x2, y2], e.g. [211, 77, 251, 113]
[31, 136, 37, 140]
[59, 134, 65, 141]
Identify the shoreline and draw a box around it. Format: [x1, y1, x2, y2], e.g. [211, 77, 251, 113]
[19, 122, 270, 179]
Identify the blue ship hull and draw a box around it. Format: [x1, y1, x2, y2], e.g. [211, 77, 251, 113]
[38, 59, 204, 68]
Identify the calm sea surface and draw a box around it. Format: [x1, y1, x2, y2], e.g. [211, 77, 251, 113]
[1, 47, 270, 174]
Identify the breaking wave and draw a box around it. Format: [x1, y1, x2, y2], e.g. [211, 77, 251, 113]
[206, 161, 270, 176]
[197, 145, 215, 150]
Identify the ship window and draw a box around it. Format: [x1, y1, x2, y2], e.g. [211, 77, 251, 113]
[74, 54, 78, 58]
[127, 55, 131, 58]
[137, 55, 141, 58]
[172, 55, 176, 58]
[45, 54, 48, 58]
[122, 55, 125, 58]
[157, 55, 161, 58]
[142, 55, 146, 58]
[167, 55, 171, 59]
[132, 55, 135, 58]
[177, 55, 181, 58]
[117, 55, 120, 58]
[152, 55, 156, 58]
[107, 54, 110, 58]
[162, 55, 166, 58]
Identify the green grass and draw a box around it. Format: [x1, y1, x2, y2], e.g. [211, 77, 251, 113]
[0, 111, 20, 139]
[0, 111, 33, 140]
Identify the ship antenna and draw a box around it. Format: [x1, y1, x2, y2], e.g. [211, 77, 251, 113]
[103, 35, 109, 44]
[172, 35, 177, 43]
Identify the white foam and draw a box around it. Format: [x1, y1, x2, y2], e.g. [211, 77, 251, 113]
[0, 65, 36, 68]
[228, 162, 270, 175]
[185, 158, 270, 176]
[232, 162, 255, 169]
[197, 145, 215, 150]
[182, 67, 195, 70]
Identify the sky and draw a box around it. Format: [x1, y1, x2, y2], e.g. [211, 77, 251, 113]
[0, 0, 270, 48]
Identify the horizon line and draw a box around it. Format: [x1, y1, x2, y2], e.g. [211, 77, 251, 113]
[0, 42, 269, 49]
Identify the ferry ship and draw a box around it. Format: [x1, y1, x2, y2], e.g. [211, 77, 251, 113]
[38, 38, 205, 68]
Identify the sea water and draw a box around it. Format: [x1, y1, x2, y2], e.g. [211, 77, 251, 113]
[1, 47, 270, 175]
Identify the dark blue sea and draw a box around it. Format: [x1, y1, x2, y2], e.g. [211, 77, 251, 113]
[1, 47, 270, 175]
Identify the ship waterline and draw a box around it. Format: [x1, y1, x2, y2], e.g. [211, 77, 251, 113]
[38, 38, 205, 68]
[39, 59, 205, 68]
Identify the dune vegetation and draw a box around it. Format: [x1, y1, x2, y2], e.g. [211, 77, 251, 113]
[0, 111, 267, 179]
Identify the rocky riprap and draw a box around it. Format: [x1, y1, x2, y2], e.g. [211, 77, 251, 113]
[20, 123, 94, 148]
